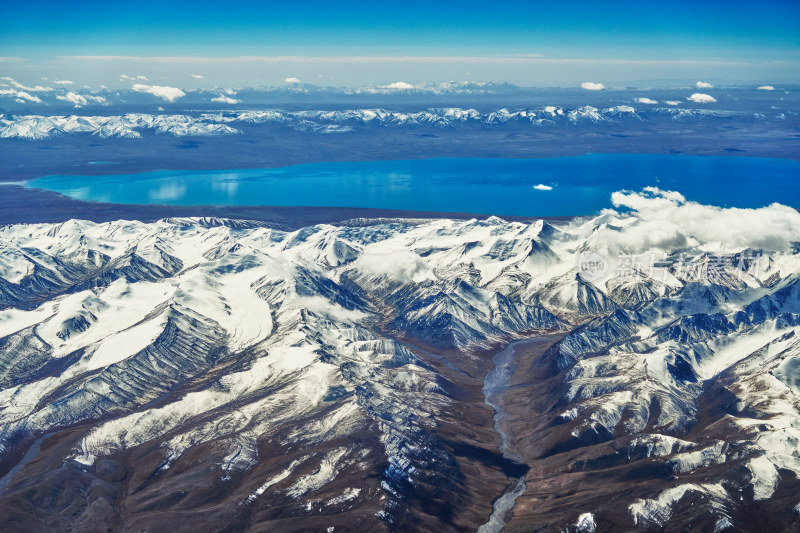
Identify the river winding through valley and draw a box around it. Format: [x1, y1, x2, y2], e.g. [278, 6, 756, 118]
[476, 339, 529, 533]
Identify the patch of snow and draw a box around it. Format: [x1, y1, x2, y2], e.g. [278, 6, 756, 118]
[285, 447, 350, 498]
[746, 456, 779, 500]
[326, 487, 361, 506]
[575, 512, 597, 532]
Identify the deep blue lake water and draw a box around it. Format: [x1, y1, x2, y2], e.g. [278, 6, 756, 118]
[25, 154, 800, 216]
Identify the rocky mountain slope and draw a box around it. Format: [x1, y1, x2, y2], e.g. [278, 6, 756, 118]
[0, 189, 798, 531]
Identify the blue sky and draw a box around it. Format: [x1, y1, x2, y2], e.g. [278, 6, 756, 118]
[2, 0, 798, 87]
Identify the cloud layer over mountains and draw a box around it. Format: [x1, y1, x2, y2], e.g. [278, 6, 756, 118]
[609, 187, 800, 252]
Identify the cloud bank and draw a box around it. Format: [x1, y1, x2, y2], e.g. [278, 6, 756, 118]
[284, 77, 301, 83]
[696, 81, 714, 88]
[132, 84, 185, 102]
[191, 74, 204, 79]
[757, 85, 775, 91]
[607, 186, 800, 252]
[581, 82, 605, 91]
[533, 184, 553, 191]
[635, 97, 658, 104]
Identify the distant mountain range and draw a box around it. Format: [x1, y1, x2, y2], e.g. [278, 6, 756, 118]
[1, 104, 792, 140]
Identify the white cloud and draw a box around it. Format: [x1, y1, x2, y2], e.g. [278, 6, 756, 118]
[53, 80, 74, 85]
[120, 74, 148, 81]
[284, 77, 301, 83]
[211, 94, 241, 104]
[581, 81, 605, 91]
[635, 97, 658, 104]
[356, 250, 433, 283]
[687, 93, 716, 103]
[533, 184, 553, 191]
[56, 92, 87, 106]
[0, 89, 42, 103]
[607, 186, 800, 252]
[0, 77, 52, 92]
[757, 85, 775, 91]
[382, 81, 415, 90]
[55, 91, 107, 107]
[132, 83, 185, 102]
[191, 74, 204, 79]
[695, 81, 714, 88]
[664, 100, 681, 106]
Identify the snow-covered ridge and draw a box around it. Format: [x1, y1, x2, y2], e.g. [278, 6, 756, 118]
[0, 104, 779, 139]
[0, 190, 798, 529]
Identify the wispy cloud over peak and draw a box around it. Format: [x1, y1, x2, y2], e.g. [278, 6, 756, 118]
[191, 74, 204, 79]
[285, 77, 301, 83]
[55, 91, 107, 107]
[211, 94, 240, 104]
[120, 74, 148, 82]
[1, 77, 52, 92]
[55, 92, 86, 106]
[53, 80, 74, 85]
[0, 89, 42, 103]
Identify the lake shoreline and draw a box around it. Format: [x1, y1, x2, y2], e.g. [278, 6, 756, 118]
[6, 153, 799, 226]
[0, 184, 576, 227]
[4, 149, 800, 184]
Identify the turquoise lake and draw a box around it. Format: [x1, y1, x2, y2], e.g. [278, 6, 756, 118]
[25, 154, 800, 216]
